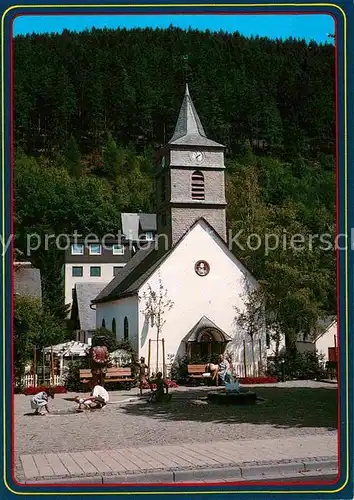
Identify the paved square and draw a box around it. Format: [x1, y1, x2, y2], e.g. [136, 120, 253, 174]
[15, 381, 337, 482]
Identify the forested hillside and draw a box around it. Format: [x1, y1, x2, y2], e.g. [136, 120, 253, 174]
[14, 27, 336, 345]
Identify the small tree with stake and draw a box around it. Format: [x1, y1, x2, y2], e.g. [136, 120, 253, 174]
[139, 273, 174, 375]
[235, 279, 265, 376]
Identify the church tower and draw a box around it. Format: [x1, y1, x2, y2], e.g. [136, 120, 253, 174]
[156, 84, 227, 247]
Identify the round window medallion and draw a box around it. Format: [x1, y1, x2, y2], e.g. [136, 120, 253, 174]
[195, 260, 210, 277]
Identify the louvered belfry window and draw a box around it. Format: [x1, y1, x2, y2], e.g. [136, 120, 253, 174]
[191, 171, 205, 200]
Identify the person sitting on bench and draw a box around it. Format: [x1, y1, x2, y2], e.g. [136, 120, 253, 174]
[210, 354, 233, 384]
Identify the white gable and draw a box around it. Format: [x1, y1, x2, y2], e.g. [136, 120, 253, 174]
[316, 320, 337, 362]
[138, 219, 264, 371]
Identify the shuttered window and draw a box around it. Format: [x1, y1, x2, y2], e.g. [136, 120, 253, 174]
[191, 171, 205, 200]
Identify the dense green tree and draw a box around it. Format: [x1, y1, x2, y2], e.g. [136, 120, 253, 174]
[64, 135, 82, 178]
[13, 28, 334, 158]
[14, 295, 69, 383]
[14, 150, 122, 315]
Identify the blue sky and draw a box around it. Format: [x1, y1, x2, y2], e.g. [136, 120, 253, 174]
[13, 14, 334, 43]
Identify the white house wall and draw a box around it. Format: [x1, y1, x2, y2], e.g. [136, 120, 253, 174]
[138, 220, 267, 375]
[64, 263, 125, 311]
[316, 321, 337, 362]
[95, 296, 139, 353]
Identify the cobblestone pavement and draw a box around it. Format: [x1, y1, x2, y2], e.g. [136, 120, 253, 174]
[15, 381, 337, 482]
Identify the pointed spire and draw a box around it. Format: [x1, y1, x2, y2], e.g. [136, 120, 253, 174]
[169, 85, 224, 148]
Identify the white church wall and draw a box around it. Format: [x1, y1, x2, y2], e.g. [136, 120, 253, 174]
[96, 296, 139, 352]
[138, 220, 267, 376]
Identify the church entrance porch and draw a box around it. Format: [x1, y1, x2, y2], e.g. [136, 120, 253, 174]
[183, 316, 232, 364]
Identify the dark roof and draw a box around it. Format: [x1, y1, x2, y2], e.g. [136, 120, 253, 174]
[184, 316, 232, 343]
[169, 84, 224, 148]
[139, 213, 157, 232]
[75, 282, 109, 330]
[14, 265, 42, 301]
[93, 243, 165, 304]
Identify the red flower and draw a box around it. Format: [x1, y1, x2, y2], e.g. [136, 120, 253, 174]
[240, 377, 277, 384]
[22, 385, 67, 395]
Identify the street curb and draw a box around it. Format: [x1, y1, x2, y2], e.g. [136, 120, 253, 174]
[23, 457, 338, 485]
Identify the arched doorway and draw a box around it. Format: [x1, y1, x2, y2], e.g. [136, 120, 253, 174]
[190, 329, 226, 361]
[184, 316, 231, 363]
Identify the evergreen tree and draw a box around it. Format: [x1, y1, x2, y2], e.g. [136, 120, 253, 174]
[65, 135, 82, 178]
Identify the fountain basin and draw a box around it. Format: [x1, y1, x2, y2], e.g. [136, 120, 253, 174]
[207, 391, 257, 405]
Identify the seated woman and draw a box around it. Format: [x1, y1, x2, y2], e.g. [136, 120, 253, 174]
[210, 354, 233, 385]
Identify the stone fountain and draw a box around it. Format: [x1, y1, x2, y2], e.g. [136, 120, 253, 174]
[207, 374, 257, 405]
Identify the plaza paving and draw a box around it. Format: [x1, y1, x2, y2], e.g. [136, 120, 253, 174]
[14, 381, 338, 483]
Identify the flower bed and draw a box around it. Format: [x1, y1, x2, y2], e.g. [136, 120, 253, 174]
[239, 377, 277, 384]
[142, 379, 179, 390]
[23, 385, 67, 395]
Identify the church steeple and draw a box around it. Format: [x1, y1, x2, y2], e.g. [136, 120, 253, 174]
[169, 84, 224, 148]
[157, 84, 227, 247]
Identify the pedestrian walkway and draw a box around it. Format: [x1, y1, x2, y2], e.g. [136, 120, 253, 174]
[19, 434, 337, 483]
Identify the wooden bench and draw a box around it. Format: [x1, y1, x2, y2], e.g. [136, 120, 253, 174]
[80, 368, 135, 385]
[187, 364, 212, 383]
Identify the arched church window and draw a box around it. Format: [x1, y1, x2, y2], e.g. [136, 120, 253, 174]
[102, 319, 106, 328]
[112, 318, 116, 335]
[124, 317, 129, 341]
[191, 171, 205, 200]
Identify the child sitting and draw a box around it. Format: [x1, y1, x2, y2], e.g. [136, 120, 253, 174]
[30, 388, 55, 415]
[150, 372, 171, 402]
[75, 381, 109, 410]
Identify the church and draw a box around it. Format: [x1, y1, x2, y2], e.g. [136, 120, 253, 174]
[91, 84, 267, 376]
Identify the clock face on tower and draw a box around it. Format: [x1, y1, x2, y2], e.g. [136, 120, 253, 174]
[191, 151, 204, 163]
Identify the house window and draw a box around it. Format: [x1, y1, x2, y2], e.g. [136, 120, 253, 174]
[90, 266, 101, 277]
[145, 232, 153, 241]
[71, 244, 84, 255]
[112, 244, 124, 255]
[124, 317, 129, 341]
[89, 243, 102, 255]
[113, 266, 121, 276]
[191, 171, 205, 200]
[112, 318, 116, 335]
[102, 319, 106, 328]
[72, 266, 83, 277]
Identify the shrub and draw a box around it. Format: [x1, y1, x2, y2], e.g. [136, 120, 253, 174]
[267, 349, 326, 380]
[170, 355, 189, 383]
[65, 358, 89, 392]
[23, 385, 67, 395]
